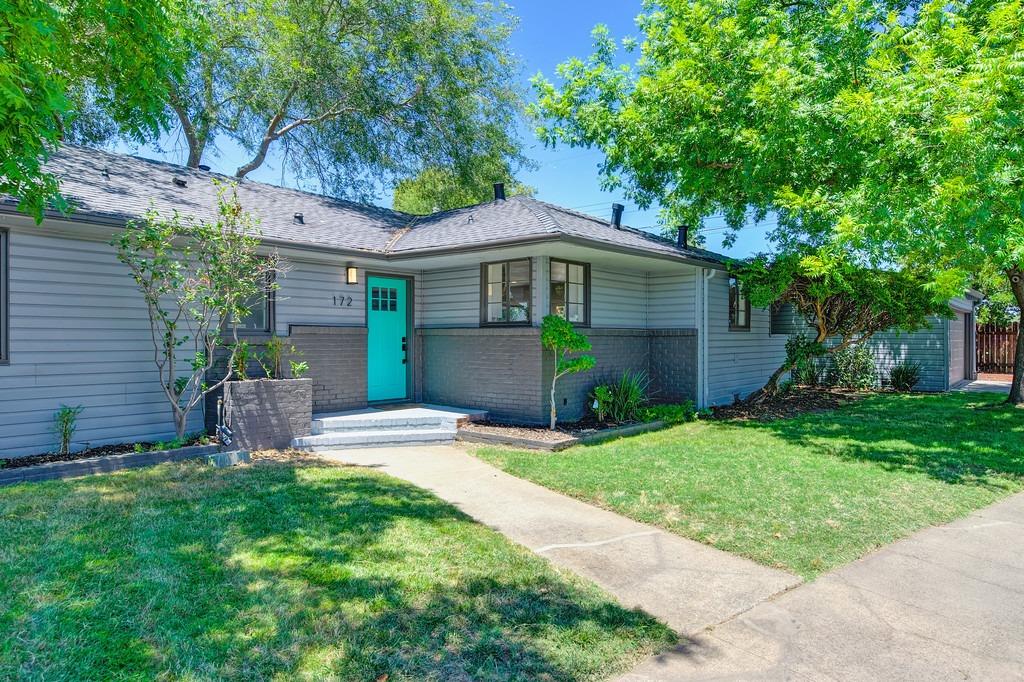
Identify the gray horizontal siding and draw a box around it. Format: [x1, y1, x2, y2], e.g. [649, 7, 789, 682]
[862, 317, 949, 391]
[648, 271, 697, 328]
[275, 260, 365, 332]
[590, 266, 647, 328]
[418, 266, 480, 328]
[707, 273, 788, 405]
[1, 229, 204, 457]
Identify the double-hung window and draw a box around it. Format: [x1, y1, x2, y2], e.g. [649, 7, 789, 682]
[482, 259, 531, 324]
[0, 229, 7, 363]
[728, 275, 750, 331]
[549, 259, 589, 325]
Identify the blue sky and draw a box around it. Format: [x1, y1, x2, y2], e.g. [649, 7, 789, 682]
[121, 0, 772, 258]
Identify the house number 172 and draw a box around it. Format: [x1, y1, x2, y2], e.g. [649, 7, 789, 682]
[333, 295, 353, 307]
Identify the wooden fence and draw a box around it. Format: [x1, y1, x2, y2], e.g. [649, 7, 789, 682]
[977, 323, 1018, 374]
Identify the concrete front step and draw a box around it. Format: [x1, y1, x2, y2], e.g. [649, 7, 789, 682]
[292, 428, 456, 451]
[312, 414, 454, 435]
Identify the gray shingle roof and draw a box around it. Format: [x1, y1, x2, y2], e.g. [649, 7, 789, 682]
[3, 145, 725, 265]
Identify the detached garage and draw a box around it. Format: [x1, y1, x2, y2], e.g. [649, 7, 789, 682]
[862, 293, 982, 391]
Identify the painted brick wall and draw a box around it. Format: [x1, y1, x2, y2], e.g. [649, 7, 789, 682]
[418, 327, 698, 425]
[545, 329, 698, 422]
[288, 326, 368, 413]
[416, 328, 546, 423]
[648, 330, 699, 403]
[222, 379, 312, 450]
[546, 329, 651, 423]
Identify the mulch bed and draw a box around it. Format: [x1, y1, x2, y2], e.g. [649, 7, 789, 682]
[1, 436, 214, 470]
[711, 388, 864, 421]
[461, 415, 641, 443]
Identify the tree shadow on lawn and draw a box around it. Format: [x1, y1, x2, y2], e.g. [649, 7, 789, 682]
[0, 461, 669, 681]
[728, 393, 1024, 488]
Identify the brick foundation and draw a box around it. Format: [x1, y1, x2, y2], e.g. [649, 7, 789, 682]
[288, 326, 368, 413]
[418, 327, 697, 425]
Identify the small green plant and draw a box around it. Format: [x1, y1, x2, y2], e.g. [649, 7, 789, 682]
[541, 315, 596, 429]
[259, 336, 302, 379]
[591, 385, 613, 422]
[52, 404, 84, 455]
[889, 361, 922, 392]
[787, 334, 825, 387]
[831, 345, 877, 389]
[231, 340, 253, 380]
[640, 401, 697, 425]
[289, 360, 310, 379]
[608, 370, 651, 423]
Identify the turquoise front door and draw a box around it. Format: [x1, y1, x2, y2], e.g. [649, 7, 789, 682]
[367, 276, 409, 402]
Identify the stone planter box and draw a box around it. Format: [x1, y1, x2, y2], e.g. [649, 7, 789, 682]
[221, 378, 312, 450]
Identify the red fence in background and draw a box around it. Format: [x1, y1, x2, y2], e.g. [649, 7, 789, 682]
[977, 323, 1018, 374]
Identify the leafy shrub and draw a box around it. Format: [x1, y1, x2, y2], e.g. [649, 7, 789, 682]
[888, 361, 922, 392]
[591, 385, 613, 422]
[260, 336, 303, 379]
[606, 370, 651, 423]
[290, 360, 310, 379]
[831, 345, 877, 389]
[52, 404, 84, 455]
[231, 340, 253, 380]
[786, 333, 826, 386]
[640, 401, 697, 425]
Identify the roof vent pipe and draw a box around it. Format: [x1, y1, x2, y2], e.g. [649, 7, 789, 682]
[677, 224, 690, 248]
[611, 203, 625, 229]
[172, 176, 188, 188]
[493, 183, 506, 201]
[293, 213, 304, 224]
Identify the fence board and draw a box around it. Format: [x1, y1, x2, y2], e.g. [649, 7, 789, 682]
[977, 323, 1018, 374]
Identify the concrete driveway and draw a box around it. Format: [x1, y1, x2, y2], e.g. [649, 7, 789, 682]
[621, 492, 1024, 681]
[321, 445, 801, 635]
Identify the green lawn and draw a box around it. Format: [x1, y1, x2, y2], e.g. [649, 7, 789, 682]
[0, 459, 674, 681]
[476, 393, 1024, 580]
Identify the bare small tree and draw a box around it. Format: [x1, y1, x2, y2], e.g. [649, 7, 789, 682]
[115, 184, 281, 439]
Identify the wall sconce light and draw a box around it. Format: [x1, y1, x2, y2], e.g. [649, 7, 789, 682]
[346, 265, 358, 285]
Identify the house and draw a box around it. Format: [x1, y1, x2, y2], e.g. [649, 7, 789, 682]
[0, 146, 977, 457]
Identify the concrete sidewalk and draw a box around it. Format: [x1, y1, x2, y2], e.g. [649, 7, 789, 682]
[320, 445, 800, 636]
[620, 492, 1024, 681]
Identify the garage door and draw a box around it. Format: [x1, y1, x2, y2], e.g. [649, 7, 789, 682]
[949, 312, 967, 386]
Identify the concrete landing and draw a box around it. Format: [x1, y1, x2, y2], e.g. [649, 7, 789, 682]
[292, 405, 486, 451]
[318, 445, 801, 636]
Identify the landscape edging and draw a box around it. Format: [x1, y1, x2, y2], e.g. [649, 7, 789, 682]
[0, 444, 221, 486]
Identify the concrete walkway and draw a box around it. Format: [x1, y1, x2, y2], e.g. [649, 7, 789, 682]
[621, 492, 1024, 681]
[953, 377, 1012, 394]
[320, 446, 800, 635]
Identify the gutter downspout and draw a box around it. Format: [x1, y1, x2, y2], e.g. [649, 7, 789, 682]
[699, 268, 716, 408]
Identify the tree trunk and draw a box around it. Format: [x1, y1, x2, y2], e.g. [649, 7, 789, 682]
[1008, 268, 1024, 405]
[550, 375, 558, 430]
[745, 361, 796, 403]
[174, 408, 188, 441]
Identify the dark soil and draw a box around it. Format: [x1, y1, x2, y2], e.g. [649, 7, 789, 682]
[711, 387, 864, 421]
[0, 436, 214, 470]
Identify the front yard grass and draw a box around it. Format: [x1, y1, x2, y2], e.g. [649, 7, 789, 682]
[0, 458, 674, 681]
[476, 393, 1024, 579]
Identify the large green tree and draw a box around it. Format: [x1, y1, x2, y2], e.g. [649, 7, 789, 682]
[532, 0, 1024, 403]
[164, 0, 526, 200]
[1, 0, 189, 219]
[393, 154, 535, 214]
